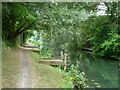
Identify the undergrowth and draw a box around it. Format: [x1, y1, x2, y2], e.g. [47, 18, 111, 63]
[55, 62, 86, 89]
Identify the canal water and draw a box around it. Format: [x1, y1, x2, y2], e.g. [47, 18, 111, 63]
[67, 50, 118, 88]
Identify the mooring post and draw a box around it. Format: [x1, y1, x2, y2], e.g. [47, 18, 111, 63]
[61, 51, 63, 60]
[64, 53, 67, 71]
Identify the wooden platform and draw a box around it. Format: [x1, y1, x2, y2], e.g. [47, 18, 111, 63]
[39, 59, 66, 65]
[39, 51, 67, 66]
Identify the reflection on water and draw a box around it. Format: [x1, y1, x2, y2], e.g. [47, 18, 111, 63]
[67, 50, 118, 88]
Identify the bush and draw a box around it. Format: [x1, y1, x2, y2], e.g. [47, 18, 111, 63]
[41, 48, 52, 58]
[55, 63, 86, 88]
[93, 24, 120, 60]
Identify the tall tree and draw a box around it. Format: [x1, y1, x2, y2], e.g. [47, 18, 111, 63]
[2, 2, 38, 42]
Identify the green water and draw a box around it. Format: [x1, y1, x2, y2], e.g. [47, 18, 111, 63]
[67, 50, 118, 88]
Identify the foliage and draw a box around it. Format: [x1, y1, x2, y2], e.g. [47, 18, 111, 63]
[55, 63, 86, 88]
[2, 2, 38, 45]
[93, 24, 120, 59]
[39, 2, 119, 60]
[3, 2, 119, 59]
[2, 38, 19, 47]
[23, 30, 34, 45]
[30, 41, 40, 47]
[41, 49, 52, 58]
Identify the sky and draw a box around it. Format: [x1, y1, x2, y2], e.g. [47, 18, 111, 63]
[97, 3, 107, 15]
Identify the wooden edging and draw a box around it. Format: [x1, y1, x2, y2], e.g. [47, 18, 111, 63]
[39, 50, 67, 71]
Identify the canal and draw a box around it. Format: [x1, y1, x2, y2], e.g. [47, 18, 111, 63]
[67, 50, 118, 88]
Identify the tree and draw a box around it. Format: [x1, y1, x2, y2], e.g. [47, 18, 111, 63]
[2, 2, 38, 45]
[81, 2, 120, 59]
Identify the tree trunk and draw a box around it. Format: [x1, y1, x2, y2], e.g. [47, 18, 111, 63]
[12, 19, 16, 32]
[8, 26, 29, 40]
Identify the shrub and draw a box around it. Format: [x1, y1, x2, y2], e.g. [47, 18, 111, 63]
[55, 63, 86, 88]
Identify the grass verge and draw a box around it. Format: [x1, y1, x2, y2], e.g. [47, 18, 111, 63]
[29, 51, 65, 88]
[2, 44, 20, 88]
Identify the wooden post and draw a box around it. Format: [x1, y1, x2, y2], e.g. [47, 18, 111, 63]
[61, 51, 63, 60]
[64, 53, 67, 71]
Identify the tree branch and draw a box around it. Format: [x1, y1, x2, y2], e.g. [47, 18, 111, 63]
[104, 2, 110, 13]
[12, 23, 26, 36]
[17, 26, 30, 36]
[8, 26, 30, 40]
[16, 23, 26, 32]
[95, 22, 113, 31]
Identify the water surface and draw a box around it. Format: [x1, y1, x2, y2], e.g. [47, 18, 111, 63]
[67, 50, 118, 88]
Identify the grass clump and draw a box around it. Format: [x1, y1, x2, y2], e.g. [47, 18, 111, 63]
[55, 62, 86, 89]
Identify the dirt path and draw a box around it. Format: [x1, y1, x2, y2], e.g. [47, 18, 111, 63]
[18, 49, 32, 88]
[16, 47, 64, 88]
[3, 46, 64, 88]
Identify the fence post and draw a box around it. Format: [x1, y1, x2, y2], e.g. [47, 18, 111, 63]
[64, 53, 67, 71]
[61, 51, 63, 60]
